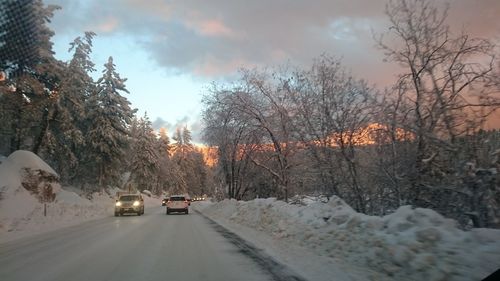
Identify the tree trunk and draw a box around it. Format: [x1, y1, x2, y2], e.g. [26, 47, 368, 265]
[10, 107, 22, 153]
[33, 107, 52, 154]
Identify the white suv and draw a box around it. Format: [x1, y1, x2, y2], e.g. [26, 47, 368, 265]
[166, 195, 189, 215]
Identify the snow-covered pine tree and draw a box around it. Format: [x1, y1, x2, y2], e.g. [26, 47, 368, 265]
[129, 113, 161, 194]
[158, 127, 171, 156]
[156, 128, 171, 195]
[182, 126, 193, 148]
[0, 0, 60, 76]
[172, 126, 194, 159]
[172, 127, 184, 151]
[42, 32, 97, 182]
[64, 31, 96, 115]
[0, 0, 62, 154]
[85, 56, 136, 189]
[170, 125, 208, 196]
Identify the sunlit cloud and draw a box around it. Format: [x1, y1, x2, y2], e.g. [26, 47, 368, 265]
[43, 0, 500, 139]
[92, 16, 120, 33]
[46, 0, 499, 84]
[185, 18, 236, 38]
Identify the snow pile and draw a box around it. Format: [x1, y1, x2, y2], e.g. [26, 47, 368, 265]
[1, 150, 61, 204]
[202, 197, 500, 281]
[0, 151, 57, 227]
[0, 151, 115, 242]
[5, 150, 58, 175]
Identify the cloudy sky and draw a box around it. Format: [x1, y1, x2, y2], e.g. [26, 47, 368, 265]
[44, 0, 500, 142]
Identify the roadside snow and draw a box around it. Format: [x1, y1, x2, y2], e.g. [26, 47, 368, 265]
[2, 150, 497, 280]
[0, 150, 160, 243]
[196, 197, 500, 281]
[6, 150, 58, 175]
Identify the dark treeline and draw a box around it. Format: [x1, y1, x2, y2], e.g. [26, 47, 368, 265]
[0, 0, 211, 197]
[201, 0, 500, 228]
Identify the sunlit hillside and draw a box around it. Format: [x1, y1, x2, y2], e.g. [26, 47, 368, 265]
[196, 144, 218, 167]
[197, 123, 412, 167]
[327, 123, 413, 146]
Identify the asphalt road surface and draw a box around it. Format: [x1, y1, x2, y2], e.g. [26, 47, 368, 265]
[0, 206, 276, 281]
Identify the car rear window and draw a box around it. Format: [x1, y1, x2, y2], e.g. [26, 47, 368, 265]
[170, 196, 185, 201]
[119, 195, 139, 201]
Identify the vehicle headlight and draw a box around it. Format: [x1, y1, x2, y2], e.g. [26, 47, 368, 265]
[115, 201, 122, 207]
[133, 201, 140, 206]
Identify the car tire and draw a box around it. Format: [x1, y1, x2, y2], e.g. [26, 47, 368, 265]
[166, 209, 170, 215]
[114, 212, 119, 217]
[185, 209, 189, 215]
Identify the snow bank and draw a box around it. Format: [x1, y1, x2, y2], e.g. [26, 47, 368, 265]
[0, 151, 115, 242]
[201, 197, 500, 281]
[0, 151, 54, 229]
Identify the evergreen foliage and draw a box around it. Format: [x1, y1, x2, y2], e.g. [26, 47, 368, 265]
[85, 56, 136, 188]
[129, 114, 161, 193]
[0, 0, 211, 198]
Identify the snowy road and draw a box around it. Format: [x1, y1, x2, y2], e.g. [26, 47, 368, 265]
[0, 206, 280, 281]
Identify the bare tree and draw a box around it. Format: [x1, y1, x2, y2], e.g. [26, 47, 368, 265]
[290, 55, 374, 212]
[376, 0, 499, 206]
[233, 69, 300, 202]
[202, 69, 300, 202]
[202, 87, 258, 200]
[370, 0, 500, 227]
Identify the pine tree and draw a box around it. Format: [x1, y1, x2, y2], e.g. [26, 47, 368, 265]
[170, 125, 208, 196]
[42, 32, 97, 182]
[0, 0, 39, 76]
[182, 126, 193, 147]
[64, 32, 96, 117]
[172, 126, 195, 158]
[156, 127, 188, 196]
[158, 127, 171, 156]
[172, 127, 183, 147]
[86, 56, 136, 189]
[129, 113, 161, 193]
[0, 0, 62, 154]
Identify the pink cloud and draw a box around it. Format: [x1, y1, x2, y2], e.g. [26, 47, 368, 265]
[198, 19, 234, 37]
[92, 16, 120, 33]
[184, 15, 236, 38]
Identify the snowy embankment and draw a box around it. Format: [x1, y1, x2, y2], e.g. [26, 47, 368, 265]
[0, 150, 160, 243]
[195, 197, 500, 281]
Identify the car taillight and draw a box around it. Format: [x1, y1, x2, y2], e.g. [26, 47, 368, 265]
[184, 200, 188, 203]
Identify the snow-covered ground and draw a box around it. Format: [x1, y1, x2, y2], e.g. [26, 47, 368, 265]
[193, 198, 500, 281]
[1, 150, 499, 280]
[0, 150, 160, 243]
